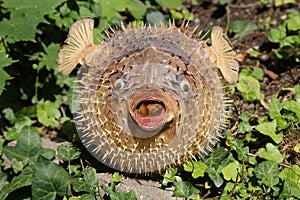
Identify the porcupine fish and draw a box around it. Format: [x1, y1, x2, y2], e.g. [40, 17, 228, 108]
[58, 19, 239, 173]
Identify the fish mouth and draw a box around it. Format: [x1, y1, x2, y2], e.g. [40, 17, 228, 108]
[129, 87, 178, 132]
[135, 98, 166, 131]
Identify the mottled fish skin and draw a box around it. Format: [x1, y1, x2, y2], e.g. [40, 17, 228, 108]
[59, 19, 238, 174]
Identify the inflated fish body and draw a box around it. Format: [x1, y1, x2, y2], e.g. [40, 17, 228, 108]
[58, 19, 238, 173]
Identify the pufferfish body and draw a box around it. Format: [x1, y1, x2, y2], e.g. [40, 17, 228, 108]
[58, 19, 239, 173]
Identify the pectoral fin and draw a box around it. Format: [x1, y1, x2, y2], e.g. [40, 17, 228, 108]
[58, 19, 96, 75]
[205, 26, 239, 84]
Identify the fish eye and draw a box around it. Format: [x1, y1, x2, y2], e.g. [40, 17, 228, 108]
[180, 79, 190, 92]
[114, 78, 125, 90]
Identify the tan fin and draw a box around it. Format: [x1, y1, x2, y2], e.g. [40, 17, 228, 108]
[205, 26, 239, 84]
[58, 19, 96, 75]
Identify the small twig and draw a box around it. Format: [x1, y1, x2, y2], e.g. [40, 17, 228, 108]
[230, 2, 261, 9]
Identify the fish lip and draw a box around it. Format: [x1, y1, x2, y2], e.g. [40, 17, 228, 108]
[134, 98, 166, 131]
[128, 87, 178, 131]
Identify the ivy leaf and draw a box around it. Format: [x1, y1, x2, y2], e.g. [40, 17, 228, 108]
[146, 10, 166, 27]
[155, 0, 184, 9]
[279, 165, 300, 186]
[0, 0, 66, 41]
[0, 166, 33, 200]
[253, 161, 280, 188]
[162, 167, 178, 186]
[236, 76, 264, 102]
[269, 97, 282, 119]
[36, 100, 61, 127]
[229, 20, 258, 39]
[0, 52, 15, 95]
[172, 181, 200, 198]
[32, 156, 71, 200]
[287, 9, 300, 31]
[3, 126, 42, 165]
[38, 43, 61, 71]
[229, 140, 249, 162]
[127, 0, 146, 19]
[283, 100, 300, 121]
[258, 143, 283, 163]
[222, 160, 241, 181]
[57, 145, 81, 162]
[183, 160, 193, 172]
[100, 0, 126, 21]
[256, 120, 283, 144]
[72, 168, 97, 193]
[191, 161, 207, 179]
[109, 190, 137, 200]
[206, 168, 224, 187]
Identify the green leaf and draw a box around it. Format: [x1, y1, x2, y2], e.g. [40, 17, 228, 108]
[110, 172, 121, 183]
[162, 167, 178, 185]
[192, 161, 208, 178]
[222, 160, 241, 181]
[57, 145, 81, 162]
[206, 167, 224, 187]
[146, 10, 166, 27]
[32, 156, 70, 200]
[155, 0, 183, 9]
[72, 168, 97, 193]
[100, 0, 125, 21]
[256, 120, 283, 144]
[258, 143, 283, 163]
[229, 140, 249, 161]
[109, 190, 137, 200]
[11, 158, 24, 173]
[0, 136, 5, 155]
[0, 166, 33, 200]
[279, 181, 300, 199]
[2, 107, 16, 123]
[269, 97, 283, 119]
[266, 24, 286, 43]
[279, 165, 300, 186]
[283, 100, 300, 121]
[36, 100, 61, 127]
[253, 161, 280, 188]
[251, 68, 264, 80]
[286, 10, 300, 31]
[0, 0, 66, 41]
[229, 20, 257, 38]
[236, 76, 264, 102]
[173, 181, 200, 198]
[127, 0, 146, 19]
[3, 126, 42, 164]
[274, 0, 296, 7]
[0, 52, 15, 95]
[0, 170, 7, 191]
[38, 43, 61, 71]
[183, 160, 193, 172]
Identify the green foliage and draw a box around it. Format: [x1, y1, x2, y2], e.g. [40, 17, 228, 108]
[229, 20, 258, 39]
[266, 9, 300, 61]
[235, 68, 265, 102]
[0, 0, 299, 199]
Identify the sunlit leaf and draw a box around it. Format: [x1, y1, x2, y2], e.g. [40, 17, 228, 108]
[0, 0, 66, 41]
[258, 143, 283, 163]
[256, 120, 283, 144]
[222, 160, 241, 181]
[155, 0, 183, 9]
